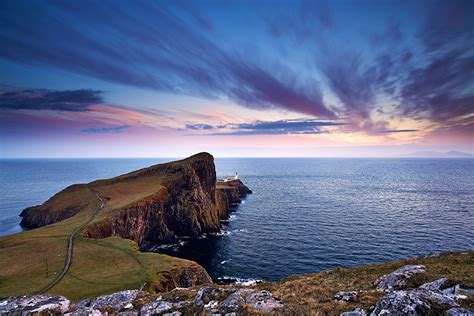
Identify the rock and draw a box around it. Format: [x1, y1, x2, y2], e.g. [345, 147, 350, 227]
[163, 312, 182, 316]
[219, 289, 252, 313]
[140, 299, 188, 315]
[374, 265, 427, 291]
[245, 290, 284, 313]
[370, 288, 459, 315]
[445, 308, 474, 316]
[335, 291, 358, 302]
[0, 294, 70, 314]
[420, 278, 449, 291]
[194, 287, 213, 307]
[341, 308, 367, 316]
[89, 290, 149, 312]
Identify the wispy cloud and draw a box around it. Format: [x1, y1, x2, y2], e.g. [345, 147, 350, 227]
[0, 88, 103, 111]
[381, 129, 419, 133]
[82, 125, 131, 134]
[185, 119, 344, 136]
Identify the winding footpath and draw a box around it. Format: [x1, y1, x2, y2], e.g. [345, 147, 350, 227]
[37, 192, 105, 294]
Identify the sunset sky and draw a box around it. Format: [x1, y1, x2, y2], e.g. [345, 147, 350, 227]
[0, 0, 473, 158]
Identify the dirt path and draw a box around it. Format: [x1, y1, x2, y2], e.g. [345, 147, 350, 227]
[37, 192, 105, 294]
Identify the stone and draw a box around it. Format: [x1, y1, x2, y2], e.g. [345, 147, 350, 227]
[90, 290, 149, 312]
[370, 288, 459, 315]
[245, 290, 284, 313]
[219, 289, 252, 313]
[340, 308, 367, 316]
[420, 278, 449, 291]
[374, 265, 427, 291]
[0, 294, 71, 314]
[445, 308, 474, 316]
[335, 291, 358, 302]
[140, 299, 188, 315]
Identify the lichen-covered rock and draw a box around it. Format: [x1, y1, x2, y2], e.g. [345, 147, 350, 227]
[245, 290, 284, 313]
[420, 278, 449, 291]
[219, 289, 253, 313]
[370, 288, 459, 315]
[0, 294, 70, 314]
[88, 290, 149, 312]
[335, 291, 358, 302]
[341, 308, 367, 316]
[374, 265, 427, 291]
[445, 307, 474, 316]
[140, 299, 188, 315]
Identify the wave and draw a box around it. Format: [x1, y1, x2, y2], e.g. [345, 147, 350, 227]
[216, 276, 262, 286]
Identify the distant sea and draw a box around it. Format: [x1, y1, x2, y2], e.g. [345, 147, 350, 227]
[1, 158, 473, 281]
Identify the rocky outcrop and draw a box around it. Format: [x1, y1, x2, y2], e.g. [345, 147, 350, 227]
[1, 286, 283, 315]
[339, 265, 473, 316]
[154, 263, 213, 292]
[374, 265, 428, 291]
[0, 294, 70, 314]
[370, 288, 460, 315]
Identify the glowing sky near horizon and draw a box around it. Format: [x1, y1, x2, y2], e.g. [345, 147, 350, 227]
[0, 0, 473, 157]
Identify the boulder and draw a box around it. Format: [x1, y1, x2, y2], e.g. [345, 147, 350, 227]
[341, 308, 367, 316]
[219, 289, 252, 313]
[374, 265, 427, 291]
[88, 290, 149, 312]
[370, 288, 459, 315]
[140, 298, 188, 315]
[245, 290, 284, 313]
[0, 294, 71, 315]
[445, 308, 474, 316]
[420, 278, 449, 291]
[0, 295, 70, 314]
[335, 291, 358, 302]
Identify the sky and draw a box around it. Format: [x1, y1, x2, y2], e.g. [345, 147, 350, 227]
[0, 0, 473, 158]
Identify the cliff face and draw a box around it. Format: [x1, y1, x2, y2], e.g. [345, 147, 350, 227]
[20, 152, 251, 249]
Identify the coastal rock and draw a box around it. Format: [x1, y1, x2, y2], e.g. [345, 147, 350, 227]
[374, 265, 428, 291]
[341, 308, 367, 316]
[420, 278, 449, 291]
[219, 289, 253, 313]
[140, 299, 189, 315]
[370, 288, 459, 315]
[445, 307, 474, 316]
[0, 294, 70, 314]
[335, 291, 358, 302]
[88, 290, 149, 312]
[245, 290, 284, 313]
[156, 263, 212, 292]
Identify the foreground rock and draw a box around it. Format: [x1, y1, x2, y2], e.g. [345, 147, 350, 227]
[374, 265, 428, 291]
[370, 288, 460, 315]
[0, 295, 70, 314]
[0, 287, 283, 315]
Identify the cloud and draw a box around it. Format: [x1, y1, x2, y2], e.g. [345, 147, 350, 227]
[381, 129, 419, 133]
[185, 119, 344, 136]
[0, 1, 334, 118]
[0, 88, 103, 111]
[82, 125, 131, 133]
[184, 123, 214, 130]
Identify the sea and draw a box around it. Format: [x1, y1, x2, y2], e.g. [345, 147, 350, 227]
[1, 158, 473, 282]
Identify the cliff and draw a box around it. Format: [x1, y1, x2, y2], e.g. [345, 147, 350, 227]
[19, 152, 252, 249]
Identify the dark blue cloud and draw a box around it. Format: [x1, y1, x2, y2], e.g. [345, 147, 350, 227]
[0, 88, 103, 111]
[381, 129, 419, 133]
[82, 125, 131, 134]
[185, 119, 344, 136]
